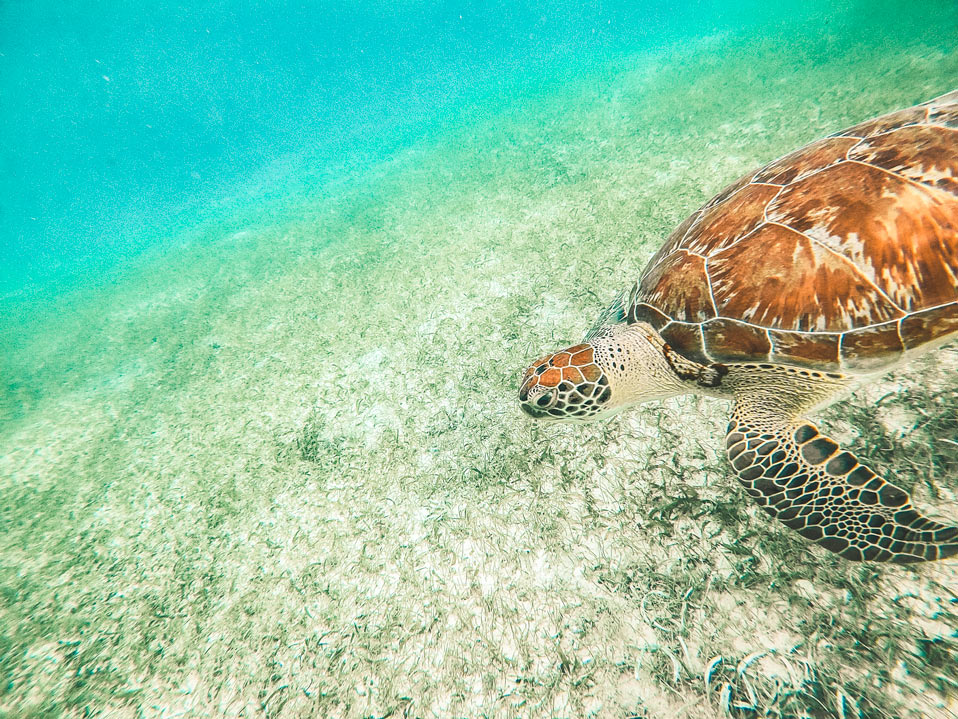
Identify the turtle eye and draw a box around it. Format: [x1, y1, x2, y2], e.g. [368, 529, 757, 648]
[536, 390, 556, 408]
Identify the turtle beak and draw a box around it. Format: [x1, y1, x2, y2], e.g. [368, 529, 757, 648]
[520, 402, 549, 419]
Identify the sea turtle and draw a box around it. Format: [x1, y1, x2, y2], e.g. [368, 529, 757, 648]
[519, 90, 958, 563]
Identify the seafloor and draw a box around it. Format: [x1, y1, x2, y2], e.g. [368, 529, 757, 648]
[2, 8, 958, 719]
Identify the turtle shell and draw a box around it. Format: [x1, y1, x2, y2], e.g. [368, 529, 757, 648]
[628, 90, 958, 372]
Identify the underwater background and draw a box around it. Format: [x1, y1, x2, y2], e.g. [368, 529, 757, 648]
[1, 1, 957, 717]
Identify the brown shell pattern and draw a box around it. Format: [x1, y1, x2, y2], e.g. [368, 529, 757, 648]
[629, 90, 958, 371]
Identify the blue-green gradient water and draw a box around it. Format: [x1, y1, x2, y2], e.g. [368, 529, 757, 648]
[2, 0, 853, 299]
[2, 1, 958, 717]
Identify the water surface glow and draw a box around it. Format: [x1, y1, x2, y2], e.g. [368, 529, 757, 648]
[1, 2, 956, 717]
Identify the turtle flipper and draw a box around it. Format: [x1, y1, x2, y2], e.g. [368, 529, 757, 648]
[584, 289, 628, 341]
[726, 412, 958, 563]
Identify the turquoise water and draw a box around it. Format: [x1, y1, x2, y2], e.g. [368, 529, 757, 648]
[3, 0, 843, 299]
[2, 1, 957, 717]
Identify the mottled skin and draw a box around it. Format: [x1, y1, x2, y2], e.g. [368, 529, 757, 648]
[519, 91, 958, 563]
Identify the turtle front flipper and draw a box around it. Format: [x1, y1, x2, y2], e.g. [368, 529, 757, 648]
[727, 409, 958, 563]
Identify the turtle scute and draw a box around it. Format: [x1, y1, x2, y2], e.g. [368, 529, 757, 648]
[626, 92, 958, 371]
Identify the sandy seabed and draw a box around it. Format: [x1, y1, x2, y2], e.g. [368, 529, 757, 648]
[2, 10, 958, 719]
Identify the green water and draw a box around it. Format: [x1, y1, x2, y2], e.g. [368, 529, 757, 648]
[2, 2, 957, 717]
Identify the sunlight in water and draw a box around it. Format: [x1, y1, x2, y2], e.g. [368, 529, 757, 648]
[1, 1, 957, 717]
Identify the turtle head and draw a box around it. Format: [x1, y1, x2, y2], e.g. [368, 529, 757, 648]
[518, 342, 612, 421]
[518, 322, 687, 422]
